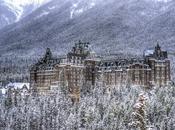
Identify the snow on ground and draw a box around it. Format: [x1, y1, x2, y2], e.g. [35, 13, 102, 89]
[1, 15, 10, 24]
[70, 1, 96, 19]
[36, 10, 50, 19]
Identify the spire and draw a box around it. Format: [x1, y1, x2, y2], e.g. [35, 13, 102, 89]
[43, 48, 52, 63]
[78, 40, 82, 44]
[155, 43, 161, 50]
[154, 43, 162, 58]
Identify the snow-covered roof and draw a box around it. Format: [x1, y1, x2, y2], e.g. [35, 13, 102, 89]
[0, 88, 7, 95]
[58, 63, 85, 68]
[7, 83, 30, 90]
[144, 50, 154, 56]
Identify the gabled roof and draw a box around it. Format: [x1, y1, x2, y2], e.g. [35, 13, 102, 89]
[7, 83, 30, 90]
[30, 48, 64, 71]
[98, 56, 144, 67]
[144, 44, 168, 60]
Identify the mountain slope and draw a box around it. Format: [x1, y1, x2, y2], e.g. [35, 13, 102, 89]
[0, 0, 49, 29]
[130, 7, 175, 52]
[0, 0, 174, 58]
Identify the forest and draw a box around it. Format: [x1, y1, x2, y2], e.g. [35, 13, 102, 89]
[0, 56, 37, 86]
[0, 83, 175, 130]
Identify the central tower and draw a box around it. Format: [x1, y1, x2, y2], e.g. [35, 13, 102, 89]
[67, 40, 91, 65]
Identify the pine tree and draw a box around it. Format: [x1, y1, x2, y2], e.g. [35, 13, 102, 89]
[130, 93, 148, 130]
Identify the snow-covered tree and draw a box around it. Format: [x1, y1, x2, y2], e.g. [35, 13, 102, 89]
[0, 84, 175, 129]
[130, 92, 148, 130]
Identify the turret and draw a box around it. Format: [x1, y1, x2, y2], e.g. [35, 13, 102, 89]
[154, 43, 162, 58]
[42, 48, 52, 63]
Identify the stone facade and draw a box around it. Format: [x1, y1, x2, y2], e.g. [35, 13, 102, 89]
[144, 44, 170, 86]
[30, 48, 61, 93]
[30, 42, 171, 93]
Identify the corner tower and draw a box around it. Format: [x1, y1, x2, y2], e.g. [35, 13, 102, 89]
[30, 48, 60, 93]
[145, 44, 171, 86]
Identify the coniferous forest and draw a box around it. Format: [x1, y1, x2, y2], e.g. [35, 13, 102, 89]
[0, 84, 175, 130]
